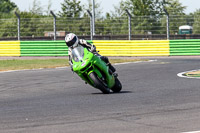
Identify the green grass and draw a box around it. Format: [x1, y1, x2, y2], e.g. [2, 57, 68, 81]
[185, 74, 200, 77]
[0, 58, 146, 71]
[183, 70, 200, 78]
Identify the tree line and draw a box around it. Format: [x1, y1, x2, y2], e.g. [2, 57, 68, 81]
[0, 0, 200, 38]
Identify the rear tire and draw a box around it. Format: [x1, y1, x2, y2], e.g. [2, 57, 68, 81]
[111, 77, 122, 93]
[89, 72, 110, 94]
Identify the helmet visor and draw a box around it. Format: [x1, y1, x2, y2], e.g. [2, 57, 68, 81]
[66, 36, 78, 47]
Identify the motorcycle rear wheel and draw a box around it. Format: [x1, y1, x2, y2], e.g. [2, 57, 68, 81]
[89, 72, 110, 94]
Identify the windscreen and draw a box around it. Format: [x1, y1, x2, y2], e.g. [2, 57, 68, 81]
[71, 45, 84, 62]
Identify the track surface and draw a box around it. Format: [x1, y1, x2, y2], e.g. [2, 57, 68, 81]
[1, 57, 200, 133]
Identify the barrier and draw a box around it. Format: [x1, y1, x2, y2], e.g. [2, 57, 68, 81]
[170, 39, 200, 56]
[0, 41, 20, 56]
[1, 40, 200, 57]
[93, 40, 170, 56]
[20, 41, 68, 56]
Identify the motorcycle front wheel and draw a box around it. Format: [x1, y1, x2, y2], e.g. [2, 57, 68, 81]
[111, 77, 122, 93]
[89, 72, 110, 94]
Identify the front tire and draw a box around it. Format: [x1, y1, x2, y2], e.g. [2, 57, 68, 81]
[111, 77, 122, 93]
[89, 72, 110, 94]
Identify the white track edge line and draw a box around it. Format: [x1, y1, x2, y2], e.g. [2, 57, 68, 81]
[177, 69, 200, 79]
[182, 131, 200, 133]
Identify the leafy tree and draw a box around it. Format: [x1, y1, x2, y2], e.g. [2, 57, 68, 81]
[162, 0, 186, 15]
[29, 0, 43, 15]
[0, 18, 17, 37]
[57, 0, 88, 35]
[0, 0, 18, 37]
[58, 0, 82, 17]
[45, 0, 53, 16]
[111, 1, 126, 18]
[112, 0, 162, 34]
[83, 0, 102, 18]
[17, 0, 54, 37]
[19, 11, 50, 37]
[110, 0, 186, 34]
[192, 9, 200, 34]
[0, 0, 18, 13]
[113, 0, 160, 16]
[160, 0, 186, 34]
[20, 12, 39, 36]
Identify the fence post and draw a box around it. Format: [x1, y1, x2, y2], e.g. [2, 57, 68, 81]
[164, 10, 170, 40]
[87, 10, 93, 40]
[162, 1, 170, 40]
[92, 0, 95, 35]
[15, 12, 20, 41]
[50, 11, 57, 41]
[125, 9, 132, 40]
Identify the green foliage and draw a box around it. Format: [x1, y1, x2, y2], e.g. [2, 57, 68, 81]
[0, 0, 17, 37]
[0, 18, 17, 37]
[163, 0, 186, 15]
[112, 0, 164, 34]
[159, 0, 187, 34]
[18, 0, 54, 37]
[29, 0, 43, 15]
[56, 17, 90, 36]
[112, 0, 186, 34]
[46, 0, 53, 16]
[0, 0, 18, 13]
[0, 0, 199, 38]
[56, 0, 95, 35]
[83, 0, 102, 19]
[192, 9, 200, 34]
[20, 12, 40, 36]
[58, 0, 83, 17]
[126, 0, 157, 16]
[111, 1, 125, 18]
[19, 11, 53, 37]
[112, 0, 163, 17]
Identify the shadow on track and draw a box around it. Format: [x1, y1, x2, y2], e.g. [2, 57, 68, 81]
[92, 91, 132, 95]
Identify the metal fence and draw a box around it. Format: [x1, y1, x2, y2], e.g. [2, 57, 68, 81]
[0, 12, 200, 40]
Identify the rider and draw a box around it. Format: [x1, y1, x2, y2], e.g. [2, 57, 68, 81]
[65, 33, 116, 74]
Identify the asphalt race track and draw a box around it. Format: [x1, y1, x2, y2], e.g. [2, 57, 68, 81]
[1, 57, 200, 133]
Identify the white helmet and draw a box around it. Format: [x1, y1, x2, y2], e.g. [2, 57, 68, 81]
[65, 33, 79, 48]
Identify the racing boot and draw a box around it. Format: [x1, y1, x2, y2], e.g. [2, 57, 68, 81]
[108, 63, 118, 77]
[108, 63, 116, 73]
[100, 56, 117, 76]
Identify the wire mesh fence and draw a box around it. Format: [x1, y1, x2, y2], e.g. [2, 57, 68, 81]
[0, 14, 200, 40]
[20, 17, 53, 37]
[0, 18, 17, 38]
[56, 17, 91, 35]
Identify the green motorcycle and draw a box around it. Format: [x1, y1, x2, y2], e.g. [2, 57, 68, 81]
[71, 45, 122, 94]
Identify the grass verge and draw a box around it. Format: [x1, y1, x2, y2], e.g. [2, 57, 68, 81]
[184, 70, 200, 78]
[0, 58, 147, 72]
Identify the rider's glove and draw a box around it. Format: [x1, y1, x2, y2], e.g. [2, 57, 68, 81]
[90, 46, 96, 53]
